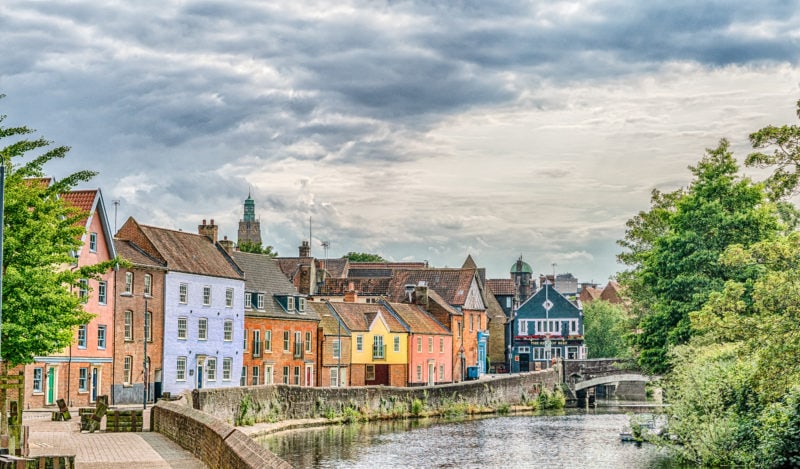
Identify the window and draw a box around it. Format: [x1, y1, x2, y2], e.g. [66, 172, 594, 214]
[240, 367, 247, 386]
[125, 272, 133, 294]
[440, 338, 445, 353]
[282, 366, 289, 385]
[224, 320, 233, 341]
[457, 320, 462, 338]
[179, 283, 188, 303]
[330, 368, 339, 387]
[177, 317, 187, 340]
[144, 274, 152, 296]
[294, 366, 300, 385]
[417, 337, 422, 353]
[89, 232, 97, 252]
[79, 279, 88, 302]
[253, 330, 261, 357]
[33, 368, 43, 393]
[264, 330, 272, 352]
[98, 281, 107, 305]
[243, 329, 248, 351]
[366, 365, 375, 381]
[223, 358, 232, 381]
[145, 312, 152, 341]
[283, 331, 290, 352]
[287, 297, 295, 311]
[226, 288, 233, 307]
[305, 331, 312, 353]
[264, 365, 273, 384]
[77, 325, 87, 348]
[123, 356, 132, 385]
[203, 286, 211, 305]
[393, 336, 400, 353]
[416, 365, 422, 381]
[79, 368, 88, 392]
[125, 311, 133, 341]
[506, 297, 512, 308]
[518, 346, 531, 354]
[439, 364, 445, 380]
[298, 297, 306, 312]
[332, 339, 340, 359]
[176, 357, 187, 381]
[356, 335, 363, 352]
[470, 313, 474, 332]
[373, 335, 384, 359]
[256, 293, 265, 310]
[428, 337, 433, 353]
[206, 358, 216, 381]
[294, 331, 302, 357]
[244, 293, 252, 309]
[97, 325, 106, 349]
[198, 318, 208, 340]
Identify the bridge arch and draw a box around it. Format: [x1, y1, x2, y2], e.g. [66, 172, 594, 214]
[573, 373, 651, 392]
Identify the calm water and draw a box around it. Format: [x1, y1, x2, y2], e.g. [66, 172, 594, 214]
[260, 410, 677, 468]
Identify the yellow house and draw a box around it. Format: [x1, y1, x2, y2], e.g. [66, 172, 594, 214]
[329, 301, 409, 386]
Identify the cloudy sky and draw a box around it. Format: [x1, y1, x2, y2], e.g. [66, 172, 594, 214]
[2, 1, 799, 284]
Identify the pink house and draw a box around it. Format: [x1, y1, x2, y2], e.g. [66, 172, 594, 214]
[387, 302, 453, 386]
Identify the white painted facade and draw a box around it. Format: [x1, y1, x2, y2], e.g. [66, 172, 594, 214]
[162, 271, 244, 394]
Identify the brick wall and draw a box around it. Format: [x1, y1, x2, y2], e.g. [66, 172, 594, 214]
[151, 400, 291, 469]
[388, 364, 406, 387]
[192, 369, 559, 424]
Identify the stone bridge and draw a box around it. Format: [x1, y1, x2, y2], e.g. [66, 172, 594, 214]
[562, 358, 655, 401]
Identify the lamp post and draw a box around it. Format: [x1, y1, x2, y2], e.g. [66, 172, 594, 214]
[143, 297, 148, 410]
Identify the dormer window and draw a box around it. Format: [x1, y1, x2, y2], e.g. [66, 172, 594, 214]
[298, 297, 306, 312]
[257, 293, 265, 310]
[287, 297, 295, 311]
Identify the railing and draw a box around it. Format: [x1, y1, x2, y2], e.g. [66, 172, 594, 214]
[373, 344, 386, 360]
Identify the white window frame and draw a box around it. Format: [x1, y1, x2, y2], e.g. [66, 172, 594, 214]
[330, 367, 339, 387]
[253, 330, 261, 357]
[176, 357, 187, 381]
[206, 358, 216, 382]
[33, 368, 43, 393]
[224, 319, 233, 341]
[264, 365, 274, 384]
[287, 296, 295, 311]
[257, 293, 265, 310]
[97, 325, 106, 350]
[222, 358, 232, 381]
[145, 312, 152, 342]
[203, 286, 211, 306]
[252, 366, 260, 386]
[298, 297, 306, 312]
[356, 335, 363, 352]
[305, 331, 312, 353]
[332, 339, 340, 359]
[125, 272, 133, 295]
[393, 335, 400, 353]
[177, 317, 187, 340]
[245, 293, 252, 309]
[264, 330, 272, 352]
[179, 283, 188, 303]
[226, 288, 234, 307]
[198, 318, 208, 340]
[78, 368, 88, 392]
[123, 356, 132, 385]
[124, 311, 133, 341]
[77, 325, 87, 348]
[98, 281, 107, 305]
[144, 274, 152, 296]
[89, 232, 97, 252]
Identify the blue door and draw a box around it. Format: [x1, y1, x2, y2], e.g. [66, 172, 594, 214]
[477, 331, 488, 374]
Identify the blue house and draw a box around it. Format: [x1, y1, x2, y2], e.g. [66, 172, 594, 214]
[510, 282, 585, 372]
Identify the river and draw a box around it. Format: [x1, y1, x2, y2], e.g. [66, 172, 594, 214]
[259, 408, 678, 468]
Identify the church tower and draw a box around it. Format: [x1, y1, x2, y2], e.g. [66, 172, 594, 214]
[237, 192, 262, 247]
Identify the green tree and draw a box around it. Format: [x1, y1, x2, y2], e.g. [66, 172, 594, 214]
[746, 99, 800, 200]
[237, 240, 278, 257]
[582, 300, 630, 359]
[618, 139, 781, 373]
[1, 101, 117, 365]
[343, 252, 386, 262]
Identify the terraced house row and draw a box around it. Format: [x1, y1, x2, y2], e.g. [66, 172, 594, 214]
[25, 190, 513, 406]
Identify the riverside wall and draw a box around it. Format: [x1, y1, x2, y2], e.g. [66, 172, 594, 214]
[192, 369, 560, 425]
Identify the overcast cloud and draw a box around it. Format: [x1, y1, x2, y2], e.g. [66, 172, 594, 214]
[2, 0, 799, 283]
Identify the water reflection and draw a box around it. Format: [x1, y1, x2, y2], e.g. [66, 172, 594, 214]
[259, 410, 678, 468]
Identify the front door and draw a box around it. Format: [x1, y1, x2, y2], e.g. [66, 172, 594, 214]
[47, 368, 56, 405]
[428, 361, 436, 386]
[304, 364, 313, 387]
[196, 358, 204, 389]
[91, 368, 99, 402]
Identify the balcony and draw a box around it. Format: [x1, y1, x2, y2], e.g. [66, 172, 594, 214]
[372, 344, 386, 360]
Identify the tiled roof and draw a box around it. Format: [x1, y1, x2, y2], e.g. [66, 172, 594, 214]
[275, 257, 313, 280]
[462, 255, 478, 269]
[579, 287, 602, 303]
[329, 302, 407, 333]
[482, 283, 508, 321]
[388, 268, 477, 306]
[133, 223, 243, 280]
[318, 277, 391, 296]
[600, 281, 622, 303]
[486, 279, 515, 296]
[427, 289, 461, 317]
[388, 303, 450, 335]
[309, 302, 351, 337]
[62, 190, 97, 230]
[346, 262, 428, 278]
[231, 251, 318, 320]
[114, 239, 167, 269]
[318, 258, 349, 278]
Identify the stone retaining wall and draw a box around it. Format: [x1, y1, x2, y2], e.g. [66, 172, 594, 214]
[151, 400, 291, 469]
[193, 369, 559, 425]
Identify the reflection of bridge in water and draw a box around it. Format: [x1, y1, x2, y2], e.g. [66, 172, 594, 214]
[562, 359, 657, 402]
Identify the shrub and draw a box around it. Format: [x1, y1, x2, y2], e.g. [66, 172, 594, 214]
[410, 398, 425, 416]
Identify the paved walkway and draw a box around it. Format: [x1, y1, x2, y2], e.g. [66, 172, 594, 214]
[23, 408, 206, 469]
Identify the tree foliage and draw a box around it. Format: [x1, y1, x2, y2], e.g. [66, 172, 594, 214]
[1, 99, 116, 365]
[342, 251, 386, 262]
[618, 139, 782, 373]
[237, 240, 278, 257]
[582, 300, 631, 359]
[746, 99, 800, 200]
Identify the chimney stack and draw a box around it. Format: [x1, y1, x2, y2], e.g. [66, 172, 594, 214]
[299, 240, 310, 257]
[414, 282, 429, 309]
[344, 281, 358, 303]
[198, 218, 219, 243]
[219, 235, 234, 255]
